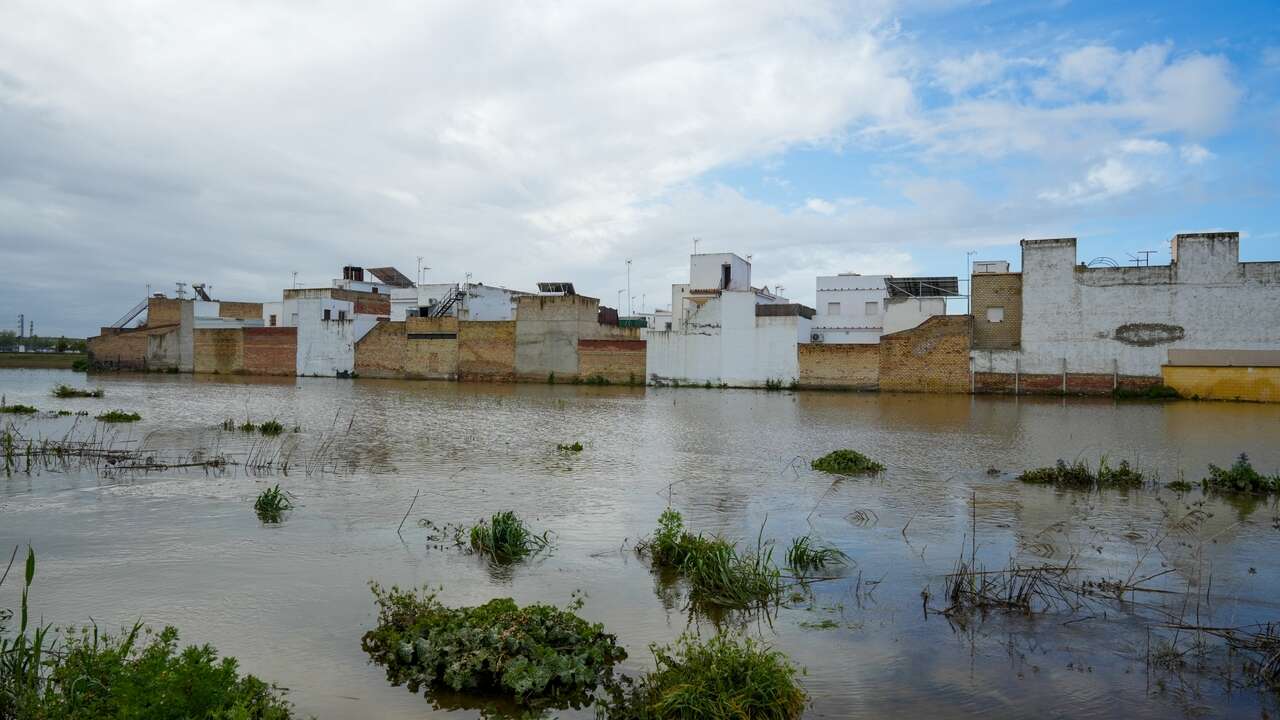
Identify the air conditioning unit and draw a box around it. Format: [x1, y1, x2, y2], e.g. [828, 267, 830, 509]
[810, 332, 824, 343]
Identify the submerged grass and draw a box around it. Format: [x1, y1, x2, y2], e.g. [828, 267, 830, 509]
[811, 449, 884, 476]
[468, 511, 550, 563]
[600, 632, 806, 720]
[785, 535, 849, 574]
[0, 404, 38, 415]
[557, 441, 584, 452]
[1017, 457, 1144, 489]
[258, 420, 285, 437]
[361, 584, 625, 709]
[1, 547, 296, 719]
[95, 410, 141, 423]
[1201, 453, 1280, 494]
[51, 384, 103, 398]
[636, 509, 784, 611]
[254, 484, 293, 522]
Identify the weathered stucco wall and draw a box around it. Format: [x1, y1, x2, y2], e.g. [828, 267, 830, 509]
[514, 295, 612, 381]
[1007, 234, 1280, 376]
[295, 297, 356, 376]
[88, 325, 178, 370]
[878, 315, 971, 393]
[1162, 366, 1280, 403]
[970, 272, 1023, 350]
[243, 327, 297, 376]
[458, 321, 517, 381]
[797, 343, 879, 390]
[145, 327, 182, 370]
[193, 328, 244, 374]
[577, 339, 646, 384]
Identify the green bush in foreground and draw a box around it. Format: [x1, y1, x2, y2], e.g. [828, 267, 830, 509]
[361, 585, 626, 709]
[95, 410, 141, 423]
[601, 633, 807, 720]
[1202, 454, 1280, 494]
[1, 547, 295, 719]
[811, 449, 884, 476]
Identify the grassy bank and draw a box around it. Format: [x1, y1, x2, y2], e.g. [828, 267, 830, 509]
[0, 352, 86, 370]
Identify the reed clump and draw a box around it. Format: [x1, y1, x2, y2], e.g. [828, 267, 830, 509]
[636, 509, 784, 610]
[811, 449, 884, 476]
[258, 420, 285, 437]
[1201, 453, 1280, 494]
[467, 511, 550, 563]
[254, 485, 293, 522]
[361, 584, 625, 709]
[52, 384, 104, 399]
[1017, 457, 1144, 489]
[601, 632, 806, 720]
[557, 441, 584, 452]
[785, 535, 849, 574]
[0, 404, 38, 415]
[95, 410, 141, 423]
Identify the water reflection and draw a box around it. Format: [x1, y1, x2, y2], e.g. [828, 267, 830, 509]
[2, 368, 1280, 718]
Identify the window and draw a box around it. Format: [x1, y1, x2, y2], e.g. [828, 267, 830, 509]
[338, 310, 347, 322]
[290, 313, 298, 325]
[865, 301, 879, 315]
[269, 314, 277, 327]
[987, 306, 1004, 323]
[322, 309, 331, 321]
[827, 302, 841, 315]
[720, 264, 732, 289]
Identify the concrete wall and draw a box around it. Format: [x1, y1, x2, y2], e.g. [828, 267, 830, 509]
[262, 302, 284, 327]
[1162, 366, 1280, 403]
[243, 327, 297, 376]
[645, 291, 808, 387]
[970, 272, 1023, 349]
[577, 339, 646, 384]
[145, 327, 182, 370]
[878, 315, 971, 393]
[797, 343, 879, 390]
[883, 297, 947, 335]
[1005, 234, 1280, 377]
[690, 253, 752, 290]
[514, 294, 634, 381]
[458, 321, 517, 381]
[193, 328, 244, 374]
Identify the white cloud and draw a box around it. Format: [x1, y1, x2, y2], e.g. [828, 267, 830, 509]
[805, 198, 837, 215]
[1180, 144, 1213, 164]
[935, 51, 1009, 95]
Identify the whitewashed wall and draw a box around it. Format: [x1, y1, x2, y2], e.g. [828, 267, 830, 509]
[295, 297, 356, 376]
[690, 253, 752, 290]
[812, 274, 887, 344]
[883, 297, 946, 335]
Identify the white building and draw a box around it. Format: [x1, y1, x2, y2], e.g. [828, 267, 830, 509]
[397, 282, 530, 321]
[811, 274, 957, 343]
[646, 253, 813, 387]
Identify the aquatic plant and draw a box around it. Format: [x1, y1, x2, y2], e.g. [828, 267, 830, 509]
[763, 378, 784, 391]
[254, 485, 293, 522]
[1166, 479, 1194, 493]
[259, 420, 285, 437]
[361, 584, 625, 708]
[785, 535, 849, 574]
[0, 547, 295, 719]
[239, 420, 257, 433]
[95, 410, 141, 423]
[600, 632, 806, 720]
[1017, 457, 1144, 489]
[637, 509, 784, 610]
[468, 511, 550, 563]
[52, 384, 104, 398]
[811, 449, 885, 476]
[1201, 454, 1280, 495]
[0, 404, 38, 415]
[221, 418, 235, 431]
[557, 441, 584, 452]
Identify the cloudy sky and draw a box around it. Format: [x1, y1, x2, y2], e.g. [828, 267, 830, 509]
[2, 0, 1277, 336]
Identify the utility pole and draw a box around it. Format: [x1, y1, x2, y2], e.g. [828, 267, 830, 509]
[626, 258, 632, 317]
[692, 237, 701, 255]
[417, 256, 424, 285]
[291, 272, 298, 290]
[965, 251, 976, 315]
[616, 289, 624, 310]
[17, 314, 23, 339]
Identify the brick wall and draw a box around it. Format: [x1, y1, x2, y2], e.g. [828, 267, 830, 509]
[243, 327, 297, 376]
[975, 370, 1161, 395]
[147, 297, 182, 326]
[218, 301, 264, 320]
[797, 343, 879, 390]
[331, 288, 391, 316]
[194, 328, 244, 374]
[1163, 366, 1280, 402]
[88, 324, 179, 369]
[878, 315, 971, 393]
[354, 321, 406, 378]
[405, 317, 458, 379]
[577, 339, 646, 383]
[970, 273, 1022, 349]
[458, 321, 517, 381]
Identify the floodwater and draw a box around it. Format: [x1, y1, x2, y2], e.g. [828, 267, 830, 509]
[3, 368, 1280, 719]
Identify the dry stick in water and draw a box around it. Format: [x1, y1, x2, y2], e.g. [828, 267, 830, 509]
[397, 489, 421, 536]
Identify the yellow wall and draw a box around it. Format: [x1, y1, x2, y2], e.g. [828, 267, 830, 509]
[1162, 365, 1280, 403]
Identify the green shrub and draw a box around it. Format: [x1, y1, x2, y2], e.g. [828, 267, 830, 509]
[1202, 454, 1280, 494]
[601, 633, 806, 720]
[468, 511, 549, 563]
[0, 404, 38, 415]
[1, 547, 295, 719]
[259, 420, 285, 436]
[637, 510, 784, 610]
[254, 485, 293, 522]
[52, 384, 103, 398]
[557, 441, 584, 452]
[785, 535, 849, 574]
[1166, 480, 1194, 493]
[239, 420, 257, 433]
[96, 410, 141, 423]
[1017, 457, 1144, 489]
[71, 358, 90, 372]
[360, 585, 625, 708]
[811, 449, 884, 476]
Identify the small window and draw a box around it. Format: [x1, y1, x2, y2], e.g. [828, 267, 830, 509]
[827, 302, 841, 315]
[269, 314, 277, 327]
[338, 310, 347, 322]
[987, 306, 1004, 323]
[865, 301, 879, 315]
[720, 264, 732, 289]
[323, 309, 331, 321]
[290, 313, 298, 325]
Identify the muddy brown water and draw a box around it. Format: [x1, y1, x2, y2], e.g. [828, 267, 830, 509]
[3, 368, 1280, 718]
